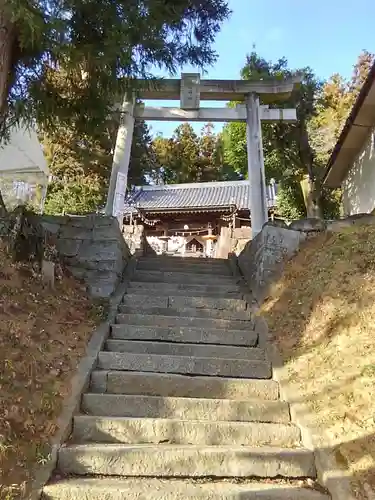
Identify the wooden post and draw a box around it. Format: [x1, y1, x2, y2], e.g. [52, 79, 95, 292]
[105, 96, 135, 217]
[245, 93, 268, 237]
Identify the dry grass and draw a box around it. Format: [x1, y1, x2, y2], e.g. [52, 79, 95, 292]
[0, 243, 102, 499]
[261, 225, 375, 499]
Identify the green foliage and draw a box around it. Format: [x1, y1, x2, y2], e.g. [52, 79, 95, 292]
[38, 65, 156, 214]
[152, 123, 239, 184]
[44, 177, 104, 215]
[321, 187, 342, 219]
[222, 51, 320, 218]
[128, 121, 156, 187]
[309, 50, 375, 165]
[2, 0, 231, 139]
[222, 50, 374, 220]
[43, 106, 155, 214]
[276, 182, 306, 220]
[1, 0, 230, 213]
[221, 122, 247, 176]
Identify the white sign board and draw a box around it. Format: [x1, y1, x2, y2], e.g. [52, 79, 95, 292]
[113, 171, 127, 217]
[180, 73, 200, 110]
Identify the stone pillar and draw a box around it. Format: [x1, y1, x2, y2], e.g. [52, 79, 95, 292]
[206, 223, 213, 257]
[246, 93, 268, 237]
[105, 96, 135, 217]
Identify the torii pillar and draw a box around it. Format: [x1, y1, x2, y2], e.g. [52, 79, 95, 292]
[246, 93, 268, 236]
[104, 96, 135, 219]
[105, 74, 301, 235]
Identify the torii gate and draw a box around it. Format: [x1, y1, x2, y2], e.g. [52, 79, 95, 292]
[105, 74, 301, 236]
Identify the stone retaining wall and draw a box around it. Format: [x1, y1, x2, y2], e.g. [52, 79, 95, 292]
[122, 224, 156, 257]
[0, 214, 133, 298]
[237, 214, 375, 303]
[237, 225, 307, 303]
[39, 215, 132, 298]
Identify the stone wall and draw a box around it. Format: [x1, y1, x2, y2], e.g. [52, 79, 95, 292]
[39, 214, 132, 298]
[237, 224, 307, 303]
[215, 227, 232, 259]
[231, 227, 252, 256]
[122, 224, 156, 256]
[237, 214, 375, 303]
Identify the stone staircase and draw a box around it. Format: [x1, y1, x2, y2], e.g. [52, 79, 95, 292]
[43, 256, 330, 499]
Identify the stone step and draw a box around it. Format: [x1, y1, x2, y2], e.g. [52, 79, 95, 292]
[97, 351, 272, 379]
[115, 313, 253, 331]
[139, 256, 229, 264]
[43, 478, 330, 500]
[111, 324, 258, 347]
[138, 257, 230, 267]
[122, 295, 247, 311]
[118, 304, 252, 321]
[81, 394, 289, 423]
[133, 270, 235, 285]
[57, 444, 316, 478]
[73, 416, 301, 447]
[105, 339, 265, 361]
[169, 295, 246, 311]
[136, 262, 232, 275]
[125, 288, 243, 299]
[128, 281, 241, 294]
[90, 371, 279, 400]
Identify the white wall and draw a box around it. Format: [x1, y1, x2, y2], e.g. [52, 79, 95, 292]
[342, 128, 375, 215]
[0, 126, 49, 210]
[0, 126, 48, 175]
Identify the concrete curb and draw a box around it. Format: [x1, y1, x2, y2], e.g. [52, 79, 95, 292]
[29, 257, 138, 500]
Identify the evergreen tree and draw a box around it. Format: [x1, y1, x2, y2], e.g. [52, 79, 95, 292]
[152, 122, 238, 184]
[0, 0, 231, 212]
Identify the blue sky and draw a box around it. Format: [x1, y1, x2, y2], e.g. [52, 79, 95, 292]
[145, 0, 375, 137]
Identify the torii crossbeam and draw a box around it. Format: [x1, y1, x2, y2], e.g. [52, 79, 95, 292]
[105, 73, 301, 236]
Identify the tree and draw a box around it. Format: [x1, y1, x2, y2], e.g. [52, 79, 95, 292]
[152, 122, 239, 184]
[42, 100, 155, 214]
[127, 120, 156, 188]
[309, 50, 375, 165]
[221, 51, 374, 220]
[222, 51, 321, 218]
[0, 0, 231, 213]
[0, 0, 230, 138]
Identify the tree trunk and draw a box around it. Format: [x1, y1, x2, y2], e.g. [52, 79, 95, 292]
[298, 119, 323, 219]
[0, 8, 17, 215]
[0, 6, 16, 119]
[0, 187, 7, 215]
[300, 175, 323, 219]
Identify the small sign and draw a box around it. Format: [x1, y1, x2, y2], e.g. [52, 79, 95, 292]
[113, 172, 127, 217]
[180, 73, 200, 110]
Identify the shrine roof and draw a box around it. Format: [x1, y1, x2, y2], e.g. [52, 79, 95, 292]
[124, 180, 277, 214]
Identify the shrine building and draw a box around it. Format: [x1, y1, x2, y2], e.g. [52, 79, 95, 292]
[123, 180, 277, 256]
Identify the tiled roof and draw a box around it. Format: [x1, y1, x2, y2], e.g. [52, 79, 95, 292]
[124, 180, 277, 213]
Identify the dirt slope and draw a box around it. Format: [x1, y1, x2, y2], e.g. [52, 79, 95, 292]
[261, 225, 375, 499]
[0, 243, 103, 499]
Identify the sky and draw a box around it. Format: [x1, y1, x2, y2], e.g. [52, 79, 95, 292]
[145, 0, 375, 138]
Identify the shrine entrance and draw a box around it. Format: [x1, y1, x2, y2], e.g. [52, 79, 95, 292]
[105, 73, 301, 237]
[186, 237, 205, 255]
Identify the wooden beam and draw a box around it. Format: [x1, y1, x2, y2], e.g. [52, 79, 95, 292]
[133, 105, 297, 122]
[133, 75, 301, 102]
